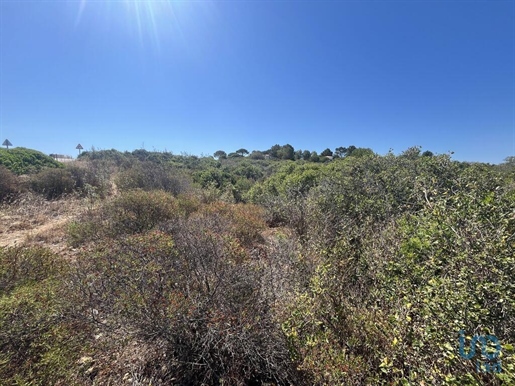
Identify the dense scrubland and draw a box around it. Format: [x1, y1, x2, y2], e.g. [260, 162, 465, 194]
[0, 146, 514, 385]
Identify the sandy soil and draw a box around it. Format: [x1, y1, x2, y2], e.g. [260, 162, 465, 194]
[0, 193, 87, 254]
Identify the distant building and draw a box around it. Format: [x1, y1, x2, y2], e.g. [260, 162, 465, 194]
[50, 154, 74, 163]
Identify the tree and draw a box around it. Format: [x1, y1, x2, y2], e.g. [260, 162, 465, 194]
[268, 144, 282, 159]
[236, 148, 249, 157]
[249, 151, 265, 160]
[346, 145, 357, 156]
[422, 150, 434, 157]
[278, 144, 295, 160]
[334, 147, 345, 158]
[321, 148, 333, 157]
[214, 150, 227, 160]
[302, 150, 311, 161]
[334, 146, 356, 158]
[309, 151, 319, 163]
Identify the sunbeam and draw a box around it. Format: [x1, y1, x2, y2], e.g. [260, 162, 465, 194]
[73, 0, 200, 53]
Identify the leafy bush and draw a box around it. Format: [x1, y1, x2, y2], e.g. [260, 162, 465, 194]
[0, 147, 62, 175]
[282, 158, 515, 385]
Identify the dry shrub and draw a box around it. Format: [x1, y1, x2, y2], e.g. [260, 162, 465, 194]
[116, 161, 190, 195]
[66, 162, 111, 198]
[68, 190, 180, 246]
[0, 165, 19, 202]
[30, 168, 76, 200]
[69, 224, 302, 385]
[200, 201, 266, 246]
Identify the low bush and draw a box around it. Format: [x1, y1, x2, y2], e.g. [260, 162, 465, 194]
[66, 162, 110, 198]
[0, 165, 19, 201]
[200, 201, 267, 246]
[0, 246, 89, 385]
[68, 190, 180, 246]
[70, 228, 302, 385]
[0, 246, 62, 296]
[29, 168, 76, 199]
[116, 161, 190, 195]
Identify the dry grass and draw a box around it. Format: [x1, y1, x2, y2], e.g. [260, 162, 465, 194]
[0, 192, 85, 250]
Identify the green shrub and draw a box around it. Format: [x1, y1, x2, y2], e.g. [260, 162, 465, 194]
[282, 159, 515, 385]
[0, 246, 88, 385]
[0, 246, 62, 296]
[105, 190, 179, 235]
[0, 147, 61, 175]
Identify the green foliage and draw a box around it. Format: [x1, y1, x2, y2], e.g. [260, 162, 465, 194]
[379, 168, 515, 383]
[279, 155, 515, 384]
[347, 147, 375, 158]
[214, 150, 227, 159]
[194, 166, 235, 190]
[29, 162, 111, 200]
[0, 246, 62, 296]
[278, 144, 295, 160]
[0, 147, 61, 175]
[236, 148, 249, 156]
[321, 148, 333, 157]
[78, 148, 133, 167]
[249, 150, 266, 160]
[0, 246, 88, 385]
[65, 162, 111, 198]
[5, 145, 515, 385]
[309, 151, 319, 162]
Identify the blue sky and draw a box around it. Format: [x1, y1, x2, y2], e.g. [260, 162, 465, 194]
[0, 0, 514, 163]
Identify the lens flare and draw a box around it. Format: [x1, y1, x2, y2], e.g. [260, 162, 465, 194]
[73, 0, 197, 52]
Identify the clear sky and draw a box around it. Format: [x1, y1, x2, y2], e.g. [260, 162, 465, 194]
[0, 0, 514, 163]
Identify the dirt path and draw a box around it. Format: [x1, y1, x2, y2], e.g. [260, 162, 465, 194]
[0, 214, 73, 248]
[0, 194, 86, 255]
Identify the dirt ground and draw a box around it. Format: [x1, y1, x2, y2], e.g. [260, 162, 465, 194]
[0, 193, 87, 255]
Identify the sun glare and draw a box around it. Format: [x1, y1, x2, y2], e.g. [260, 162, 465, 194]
[74, 0, 195, 51]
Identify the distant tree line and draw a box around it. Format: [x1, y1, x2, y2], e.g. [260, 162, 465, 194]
[213, 144, 440, 162]
[214, 144, 382, 162]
